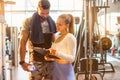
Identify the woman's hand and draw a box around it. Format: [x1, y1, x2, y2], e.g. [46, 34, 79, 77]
[44, 48, 59, 61]
[44, 55, 55, 61]
[49, 48, 56, 55]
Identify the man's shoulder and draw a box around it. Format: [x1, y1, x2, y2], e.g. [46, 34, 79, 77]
[21, 17, 32, 31]
[24, 17, 32, 22]
[22, 17, 32, 25]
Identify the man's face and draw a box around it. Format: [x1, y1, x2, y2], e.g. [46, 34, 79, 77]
[37, 8, 50, 20]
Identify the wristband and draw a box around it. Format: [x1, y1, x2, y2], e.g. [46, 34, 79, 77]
[19, 61, 25, 65]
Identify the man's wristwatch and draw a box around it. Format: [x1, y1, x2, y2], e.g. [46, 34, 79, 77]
[19, 61, 25, 65]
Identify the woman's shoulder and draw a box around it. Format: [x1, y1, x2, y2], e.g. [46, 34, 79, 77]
[65, 33, 76, 42]
[67, 33, 76, 38]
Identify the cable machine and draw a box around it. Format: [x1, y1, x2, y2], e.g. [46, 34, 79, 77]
[74, 0, 114, 80]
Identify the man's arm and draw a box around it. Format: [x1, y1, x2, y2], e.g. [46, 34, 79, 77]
[19, 18, 30, 62]
[19, 18, 31, 71]
[19, 31, 30, 71]
[19, 31, 29, 62]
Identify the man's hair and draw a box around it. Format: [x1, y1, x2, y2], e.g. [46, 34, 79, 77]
[38, 0, 50, 9]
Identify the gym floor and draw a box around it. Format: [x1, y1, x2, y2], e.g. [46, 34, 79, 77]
[5, 54, 120, 80]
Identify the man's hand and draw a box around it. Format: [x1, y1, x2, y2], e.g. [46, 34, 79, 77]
[21, 62, 32, 72]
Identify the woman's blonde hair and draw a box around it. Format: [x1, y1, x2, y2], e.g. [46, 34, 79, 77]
[58, 14, 75, 35]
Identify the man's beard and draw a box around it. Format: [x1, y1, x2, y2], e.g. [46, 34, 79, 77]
[40, 16, 47, 22]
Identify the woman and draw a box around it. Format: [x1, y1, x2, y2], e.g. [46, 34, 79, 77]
[45, 14, 77, 80]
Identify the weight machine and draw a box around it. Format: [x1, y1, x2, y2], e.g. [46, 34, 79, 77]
[74, 0, 114, 80]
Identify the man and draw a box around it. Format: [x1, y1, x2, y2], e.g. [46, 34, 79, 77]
[19, 0, 56, 80]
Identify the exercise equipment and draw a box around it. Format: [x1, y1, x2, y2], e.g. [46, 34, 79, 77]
[74, 0, 114, 80]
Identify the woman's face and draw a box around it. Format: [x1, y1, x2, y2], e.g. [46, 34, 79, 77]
[56, 18, 68, 33]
